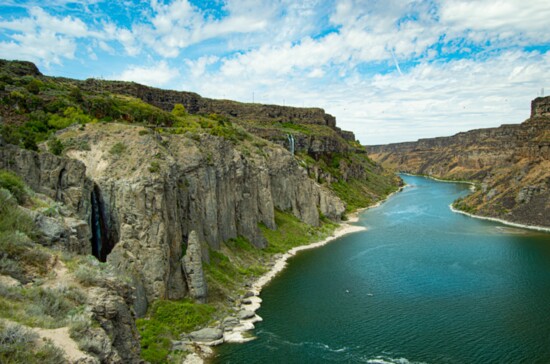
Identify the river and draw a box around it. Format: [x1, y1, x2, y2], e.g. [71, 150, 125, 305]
[215, 175, 550, 363]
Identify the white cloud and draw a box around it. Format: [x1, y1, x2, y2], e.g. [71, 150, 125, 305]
[0, 6, 90, 65]
[0, 30, 77, 65]
[1, 1, 548, 145]
[440, 0, 550, 44]
[113, 61, 180, 87]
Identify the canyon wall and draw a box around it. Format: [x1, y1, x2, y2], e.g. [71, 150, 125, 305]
[366, 96, 550, 228]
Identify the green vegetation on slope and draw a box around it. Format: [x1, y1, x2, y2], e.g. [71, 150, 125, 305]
[204, 211, 337, 303]
[297, 151, 401, 212]
[0, 175, 84, 362]
[0, 321, 65, 364]
[136, 300, 216, 364]
[0, 65, 250, 151]
[261, 210, 338, 253]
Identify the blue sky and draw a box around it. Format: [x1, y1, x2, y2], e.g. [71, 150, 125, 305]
[0, 0, 549, 145]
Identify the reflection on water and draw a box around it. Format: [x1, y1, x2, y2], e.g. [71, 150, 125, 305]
[216, 175, 550, 364]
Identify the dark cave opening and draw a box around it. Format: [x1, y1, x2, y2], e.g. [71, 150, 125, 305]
[90, 185, 115, 262]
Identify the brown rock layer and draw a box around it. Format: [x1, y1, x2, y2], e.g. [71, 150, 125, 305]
[367, 97, 550, 228]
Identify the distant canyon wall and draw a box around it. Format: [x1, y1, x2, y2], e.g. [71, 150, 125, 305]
[366, 96, 550, 228]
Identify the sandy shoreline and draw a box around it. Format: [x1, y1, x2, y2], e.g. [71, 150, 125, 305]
[250, 223, 366, 294]
[222, 186, 406, 344]
[449, 205, 550, 233]
[184, 188, 405, 363]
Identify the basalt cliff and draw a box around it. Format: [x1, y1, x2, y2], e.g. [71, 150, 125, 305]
[0, 60, 399, 362]
[367, 96, 550, 229]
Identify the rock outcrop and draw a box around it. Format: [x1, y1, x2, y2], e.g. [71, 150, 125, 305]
[78, 79, 357, 156]
[367, 96, 550, 228]
[62, 123, 345, 309]
[182, 231, 207, 303]
[0, 137, 93, 254]
[86, 278, 142, 363]
[80, 79, 336, 127]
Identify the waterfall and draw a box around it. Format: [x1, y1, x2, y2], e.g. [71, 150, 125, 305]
[91, 188, 103, 260]
[287, 134, 295, 155]
[90, 185, 116, 262]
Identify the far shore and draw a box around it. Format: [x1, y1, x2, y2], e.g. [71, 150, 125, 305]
[402, 173, 549, 232]
[450, 205, 550, 233]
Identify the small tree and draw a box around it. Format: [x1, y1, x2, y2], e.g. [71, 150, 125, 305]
[48, 138, 64, 156]
[171, 103, 187, 117]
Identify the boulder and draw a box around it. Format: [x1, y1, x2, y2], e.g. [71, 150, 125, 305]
[222, 316, 239, 329]
[238, 310, 255, 320]
[189, 328, 223, 342]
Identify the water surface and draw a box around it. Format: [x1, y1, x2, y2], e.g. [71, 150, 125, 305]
[216, 175, 550, 363]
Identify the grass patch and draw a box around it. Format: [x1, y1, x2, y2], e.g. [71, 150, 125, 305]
[261, 210, 337, 254]
[453, 197, 477, 214]
[0, 283, 86, 329]
[0, 321, 66, 364]
[109, 141, 127, 156]
[204, 214, 337, 303]
[136, 299, 216, 364]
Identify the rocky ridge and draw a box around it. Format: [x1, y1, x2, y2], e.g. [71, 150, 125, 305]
[367, 96, 550, 228]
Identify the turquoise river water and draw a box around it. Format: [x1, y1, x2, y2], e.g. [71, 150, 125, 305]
[215, 175, 550, 363]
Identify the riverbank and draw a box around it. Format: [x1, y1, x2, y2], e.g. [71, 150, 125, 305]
[181, 224, 366, 364]
[450, 204, 550, 233]
[243, 185, 407, 331]
[401, 172, 476, 190]
[183, 187, 405, 363]
[401, 173, 550, 231]
[215, 174, 550, 363]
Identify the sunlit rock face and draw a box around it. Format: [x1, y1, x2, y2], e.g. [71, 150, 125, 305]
[367, 96, 550, 228]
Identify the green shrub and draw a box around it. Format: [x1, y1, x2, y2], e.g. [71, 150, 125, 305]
[47, 137, 64, 155]
[63, 138, 90, 151]
[171, 103, 187, 117]
[0, 321, 66, 363]
[47, 114, 74, 130]
[149, 161, 160, 173]
[74, 265, 103, 287]
[0, 189, 35, 236]
[0, 171, 27, 204]
[25, 78, 43, 95]
[109, 142, 126, 156]
[69, 87, 83, 102]
[137, 299, 215, 364]
[47, 107, 95, 131]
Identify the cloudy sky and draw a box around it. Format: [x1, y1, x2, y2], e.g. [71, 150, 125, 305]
[0, 0, 548, 145]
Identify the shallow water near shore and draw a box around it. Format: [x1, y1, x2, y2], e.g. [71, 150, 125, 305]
[215, 175, 550, 363]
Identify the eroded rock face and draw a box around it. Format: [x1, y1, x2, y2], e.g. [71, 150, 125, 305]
[87, 279, 142, 363]
[367, 96, 550, 228]
[531, 96, 550, 118]
[182, 231, 207, 303]
[65, 124, 345, 310]
[0, 142, 92, 254]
